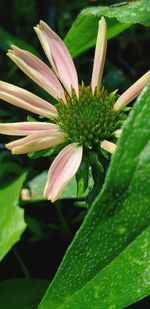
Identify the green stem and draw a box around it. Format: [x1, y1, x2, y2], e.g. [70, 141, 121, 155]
[13, 247, 30, 279]
[56, 202, 72, 236]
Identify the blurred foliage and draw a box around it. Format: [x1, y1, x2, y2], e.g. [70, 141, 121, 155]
[0, 278, 49, 309]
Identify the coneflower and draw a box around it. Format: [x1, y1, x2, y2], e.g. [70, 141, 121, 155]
[0, 17, 149, 202]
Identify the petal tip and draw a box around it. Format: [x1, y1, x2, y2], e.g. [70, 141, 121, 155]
[101, 140, 116, 154]
[39, 20, 48, 29]
[7, 51, 12, 57]
[114, 70, 150, 111]
[10, 45, 18, 51]
[99, 16, 106, 25]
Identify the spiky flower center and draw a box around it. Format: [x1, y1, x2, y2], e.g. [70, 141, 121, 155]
[56, 85, 122, 149]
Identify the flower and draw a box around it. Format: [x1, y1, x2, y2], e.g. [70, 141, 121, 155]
[0, 17, 150, 202]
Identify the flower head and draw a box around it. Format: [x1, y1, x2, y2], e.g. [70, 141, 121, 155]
[0, 17, 150, 202]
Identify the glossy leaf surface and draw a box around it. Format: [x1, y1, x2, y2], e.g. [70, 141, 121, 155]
[38, 85, 150, 308]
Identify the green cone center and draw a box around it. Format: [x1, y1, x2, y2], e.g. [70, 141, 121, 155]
[56, 85, 121, 149]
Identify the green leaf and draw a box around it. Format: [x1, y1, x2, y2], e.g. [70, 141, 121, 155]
[28, 169, 94, 202]
[65, 0, 150, 58]
[0, 278, 49, 309]
[0, 173, 27, 261]
[38, 84, 150, 309]
[40, 227, 150, 309]
[28, 171, 77, 201]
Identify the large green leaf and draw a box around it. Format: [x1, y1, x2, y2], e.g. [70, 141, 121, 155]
[0, 278, 49, 309]
[0, 173, 27, 261]
[38, 84, 150, 309]
[65, 0, 150, 58]
[40, 227, 150, 309]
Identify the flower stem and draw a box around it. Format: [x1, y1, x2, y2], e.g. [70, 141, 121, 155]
[13, 247, 30, 278]
[56, 202, 72, 236]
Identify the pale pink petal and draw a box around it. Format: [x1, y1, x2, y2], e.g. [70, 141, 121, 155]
[0, 81, 58, 118]
[44, 143, 83, 202]
[91, 17, 107, 92]
[113, 71, 150, 111]
[21, 188, 31, 201]
[0, 122, 59, 136]
[101, 140, 116, 154]
[7, 46, 65, 101]
[6, 130, 66, 154]
[113, 129, 122, 138]
[34, 21, 79, 96]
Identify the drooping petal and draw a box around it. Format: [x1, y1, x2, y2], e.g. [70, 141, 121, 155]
[7, 46, 65, 101]
[91, 17, 107, 93]
[101, 140, 116, 154]
[34, 21, 79, 96]
[0, 122, 59, 136]
[44, 143, 83, 202]
[0, 81, 58, 118]
[113, 70, 150, 111]
[6, 130, 66, 154]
